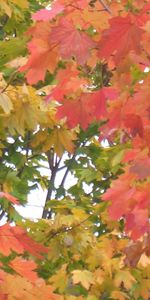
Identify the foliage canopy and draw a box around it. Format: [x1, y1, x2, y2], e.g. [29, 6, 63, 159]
[0, 0, 150, 299]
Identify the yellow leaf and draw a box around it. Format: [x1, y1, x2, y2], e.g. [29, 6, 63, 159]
[0, 93, 13, 114]
[138, 253, 150, 267]
[10, 0, 29, 8]
[0, 143, 5, 156]
[0, 0, 12, 16]
[72, 270, 95, 290]
[134, 279, 150, 300]
[72, 208, 88, 222]
[49, 264, 68, 293]
[6, 56, 27, 68]
[41, 127, 76, 156]
[94, 268, 105, 285]
[111, 291, 129, 300]
[114, 270, 136, 290]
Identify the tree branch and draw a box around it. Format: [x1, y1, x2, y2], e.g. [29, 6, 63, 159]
[0, 70, 18, 94]
[99, 0, 112, 14]
[42, 151, 62, 219]
[0, 210, 5, 220]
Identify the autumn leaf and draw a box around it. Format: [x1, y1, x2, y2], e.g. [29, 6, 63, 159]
[114, 270, 136, 290]
[50, 18, 95, 64]
[9, 257, 38, 282]
[0, 0, 12, 17]
[130, 159, 150, 179]
[72, 270, 95, 290]
[49, 264, 68, 293]
[20, 22, 58, 84]
[0, 272, 59, 300]
[32, 2, 64, 21]
[32, 126, 77, 156]
[123, 113, 144, 138]
[124, 241, 143, 267]
[57, 87, 117, 129]
[11, 0, 29, 9]
[111, 290, 129, 300]
[98, 14, 144, 63]
[0, 192, 19, 205]
[46, 64, 88, 102]
[0, 224, 48, 258]
[0, 94, 13, 114]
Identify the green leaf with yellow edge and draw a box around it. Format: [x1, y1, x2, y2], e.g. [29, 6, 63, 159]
[111, 149, 125, 167]
[72, 270, 95, 290]
[0, 38, 27, 69]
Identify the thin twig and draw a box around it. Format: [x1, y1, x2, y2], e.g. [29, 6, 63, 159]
[0, 70, 18, 94]
[99, 0, 112, 14]
[49, 216, 91, 240]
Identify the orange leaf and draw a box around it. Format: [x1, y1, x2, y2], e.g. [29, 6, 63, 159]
[0, 192, 19, 204]
[0, 224, 48, 258]
[10, 257, 38, 282]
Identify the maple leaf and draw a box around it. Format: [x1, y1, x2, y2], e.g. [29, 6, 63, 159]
[111, 291, 129, 300]
[130, 159, 150, 179]
[0, 192, 19, 204]
[46, 65, 88, 102]
[0, 270, 59, 300]
[32, 2, 64, 21]
[98, 14, 144, 63]
[49, 264, 68, 293]
[57, 87, 117, 129]
[20, 22, 58, 84]
[114, 270, 136, 290]
[124, 241, 143, 267]
[9, 257, 38, 282]
[42, 126, 77, 156]
[0, 93, 13, 114]
[50, 18, 95, 64]
[125, 208, 149, 240]
[0, 224, 48, 258]
[102, 171, 137, 219]
[123, 113, 144, 138]
[72, 270, 95, 290]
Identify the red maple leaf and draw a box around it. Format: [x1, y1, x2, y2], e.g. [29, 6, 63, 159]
[125, 208, 149, 240]
[98, 14, 144, 63]
[57, 87, 117, 129]
[0, 224, 48, 258]
[32, 2, 64, 21]
[123, 113, 144, 138]
[102, 168, 150, 239]
[50, 18, 95, 64]
[130, 159, 150, 179]
[46, 65, 88, 102]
